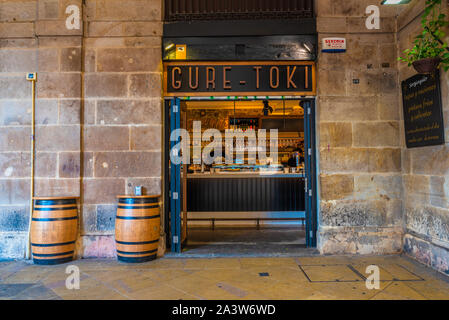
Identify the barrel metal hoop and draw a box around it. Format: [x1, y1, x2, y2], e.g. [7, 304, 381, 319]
[34, 199, 76, 206]
[116, 249, 157, 255]
[119, 198, 159, 204]
[34, 207, 78, 211]
[32, 216, 78, 221]
[32, 250, 74, 257]
[31, 240, 76, 247]
[117, 255, 156, 263]
[115, 240, 159, 245]
[33, 257, 73, 265]
[117, 205, 159, 210]
[116, 215, 160, 220]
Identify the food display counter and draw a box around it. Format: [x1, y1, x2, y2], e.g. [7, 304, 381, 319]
[180, 100, 307, 215]
[186, 172, 305, 212]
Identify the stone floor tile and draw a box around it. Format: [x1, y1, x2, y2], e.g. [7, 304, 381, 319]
[137, 269, 200, 283]
[129, 283, 199, 300]
[0, 255, 447, 300]
[241, 266, 309, 284]
[300, 265, 364, 282]
[51, 277, 129, 300]
[402, 280, 449, 300]
[197, 268, 253, 283]
[370, 282, 428, 300]
[0, 283, 34, 297]
[1, 267, 55, 284]
[11, 283, 62, 300]
[351, 263, 423, 281]
[239, 257, 298, 268]
[165, 273, 242, 299]
[308, 281, 393, 300]
[184, 258, 241, 270]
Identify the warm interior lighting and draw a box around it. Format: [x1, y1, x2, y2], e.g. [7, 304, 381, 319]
[381, 0, 411, 5]
[303, 43, 313, 53]
[184, 100, 304, 116]
[165, 43, 175, 51]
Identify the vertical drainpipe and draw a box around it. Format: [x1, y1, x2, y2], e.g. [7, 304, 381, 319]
[76, 0, 85, 260]
[25, 1, 40, 260]
[26, 74, 36, 260]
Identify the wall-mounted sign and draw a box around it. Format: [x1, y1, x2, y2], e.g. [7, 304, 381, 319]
[175, 44, 186, 60]
[163, 61, 316, 97]
[401, 72, 445, 148]
[321, 38, 346, 53]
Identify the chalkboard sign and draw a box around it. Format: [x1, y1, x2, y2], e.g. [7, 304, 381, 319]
[401, 72, 445, 148]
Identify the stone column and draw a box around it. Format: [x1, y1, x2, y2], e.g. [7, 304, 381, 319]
[316, 0, 403, 254]
[80, 0, 163, 258]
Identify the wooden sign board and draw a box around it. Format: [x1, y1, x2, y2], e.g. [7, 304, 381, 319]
[401, 72, 445, 148]
[163, 61, 316, 97]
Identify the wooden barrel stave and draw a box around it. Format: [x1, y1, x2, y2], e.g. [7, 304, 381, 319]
[31, 197, 78, 265]
[115, 196, 160, 263]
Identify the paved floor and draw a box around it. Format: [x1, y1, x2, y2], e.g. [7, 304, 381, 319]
[0, 255, 448, 300]
[183, 227, 311, 257]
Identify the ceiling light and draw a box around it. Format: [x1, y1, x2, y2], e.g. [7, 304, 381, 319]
[303, 43, 313, 53]
[164, 43, 175, 51]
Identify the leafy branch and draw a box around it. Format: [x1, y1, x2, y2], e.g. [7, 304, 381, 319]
[399, 0, 449, 71]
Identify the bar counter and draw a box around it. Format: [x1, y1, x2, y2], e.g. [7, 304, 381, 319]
[186, 172, 305, 212]
[187, 173, 305, 178]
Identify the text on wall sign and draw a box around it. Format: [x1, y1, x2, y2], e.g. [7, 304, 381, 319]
[163, 61, 316, 97]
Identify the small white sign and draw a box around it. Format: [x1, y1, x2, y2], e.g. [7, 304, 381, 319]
[322, 38, 346, 53]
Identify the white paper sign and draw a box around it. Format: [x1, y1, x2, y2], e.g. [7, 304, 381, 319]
[322, 38, 346, 53]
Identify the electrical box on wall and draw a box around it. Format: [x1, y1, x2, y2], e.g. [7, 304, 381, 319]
[176, 45, 187, 59]
[321, 38, 346, 53]
[26, 73, 37, 81]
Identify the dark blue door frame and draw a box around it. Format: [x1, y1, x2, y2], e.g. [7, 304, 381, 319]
[170, 97, 182, 253]
[165, 97, 317, 252]
[303, 99, 317, 247]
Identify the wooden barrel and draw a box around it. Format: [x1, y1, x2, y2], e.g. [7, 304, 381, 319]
[115, 195, 160, 263]
[31, 197, 78, 265]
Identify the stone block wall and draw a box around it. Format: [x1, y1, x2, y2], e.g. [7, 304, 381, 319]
[80, 0, 163, 258]
[397, 0, 449, 275]
[0, 0, 83, 258]
[0, 0, 163, 259]
[316, 0, 404, 254]
[0, 0, 447, 271]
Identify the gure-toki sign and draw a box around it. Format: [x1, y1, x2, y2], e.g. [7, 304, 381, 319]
[163, 61, 316, 97]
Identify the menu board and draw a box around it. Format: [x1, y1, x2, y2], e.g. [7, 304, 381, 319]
[401, 72, 445, 148]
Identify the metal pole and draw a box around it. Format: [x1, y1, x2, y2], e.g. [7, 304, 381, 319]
[26, 74, 36, 260]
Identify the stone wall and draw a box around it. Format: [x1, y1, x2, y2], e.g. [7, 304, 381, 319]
[0, 0, 83, 258]
[80, 0, 163, 258]
[0, 0, 447, 271]
[0, 0, 163, 259]
[316, 0, 404, 254]
[397, 0, 449, 275]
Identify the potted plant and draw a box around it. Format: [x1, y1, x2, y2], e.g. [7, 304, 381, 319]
[399, 0, 449, 74]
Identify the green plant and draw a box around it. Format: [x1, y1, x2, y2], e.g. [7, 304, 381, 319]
[399, 0, 449, 71]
